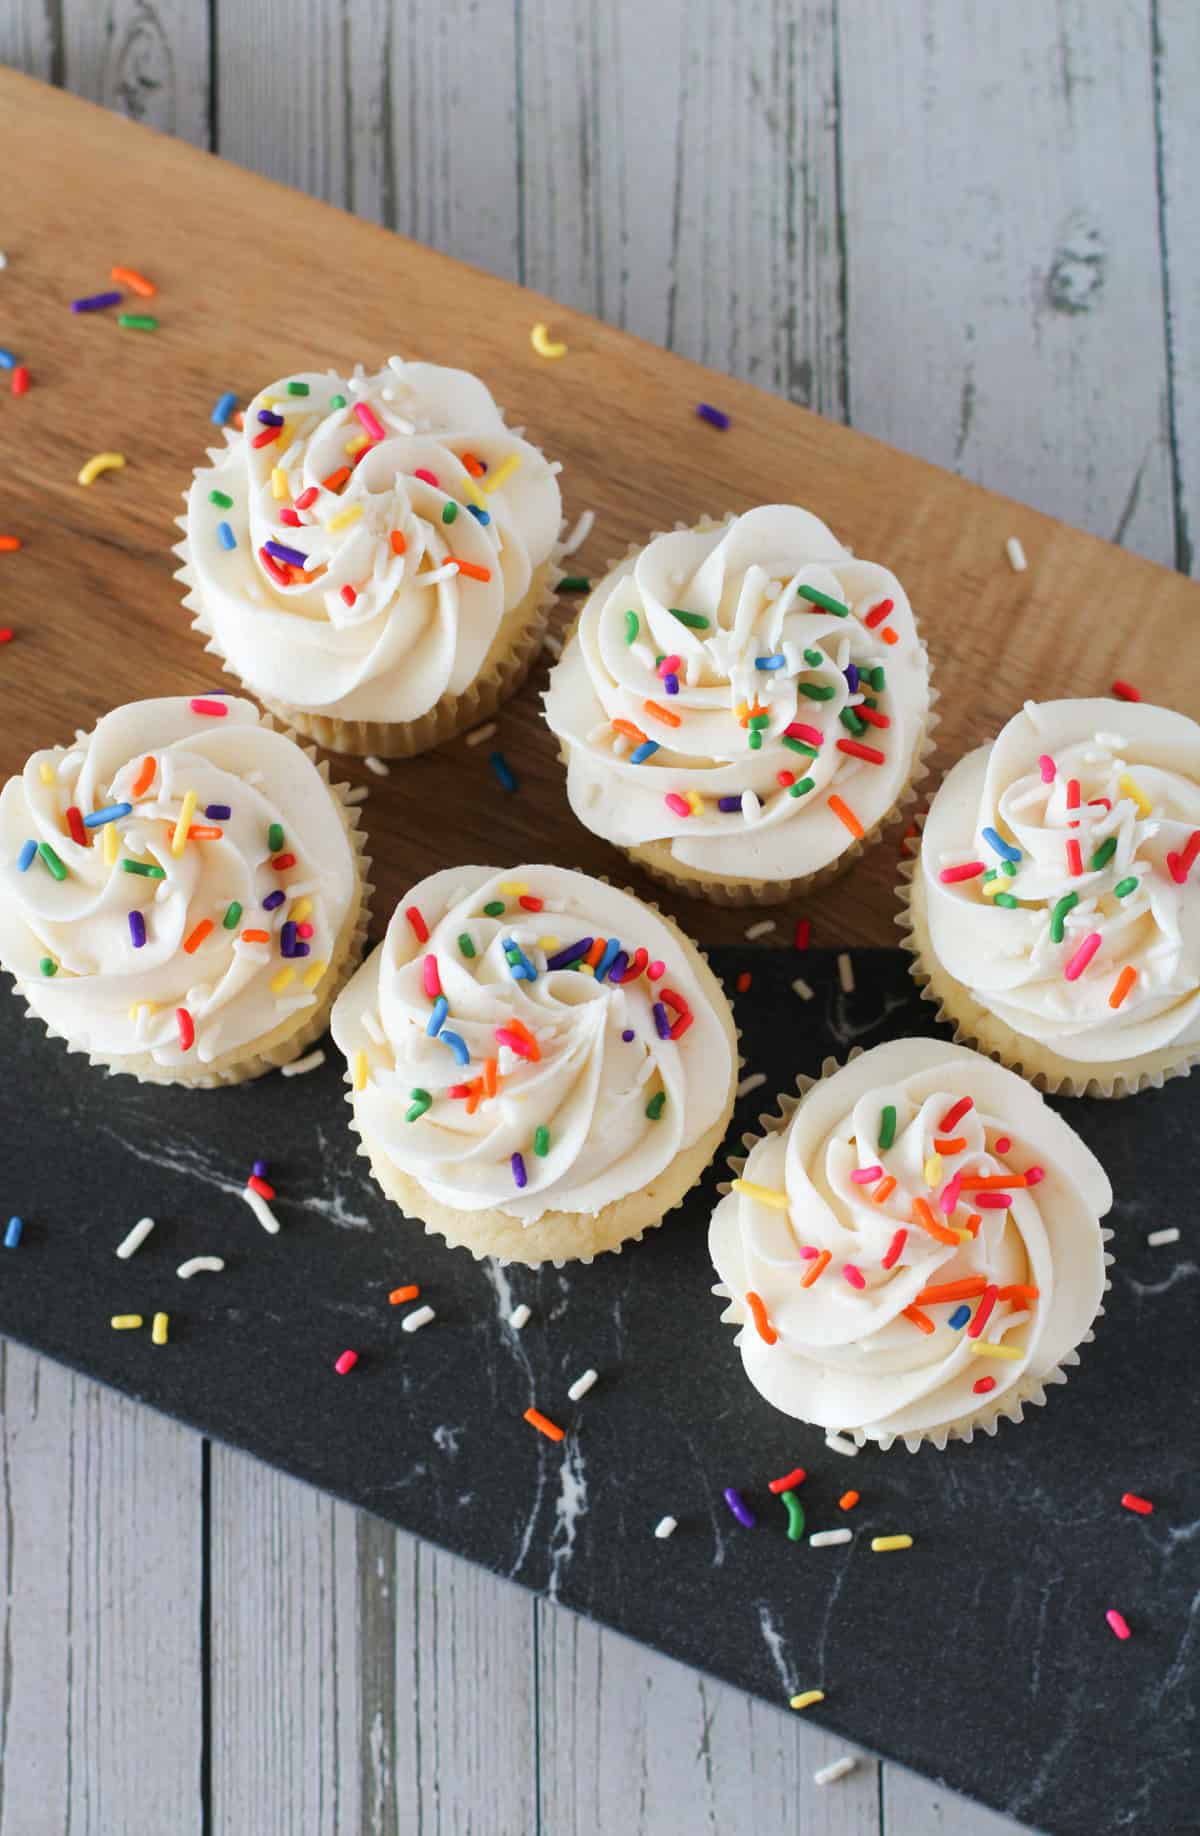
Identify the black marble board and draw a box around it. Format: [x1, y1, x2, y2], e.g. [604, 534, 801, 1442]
[0, 950, 1194, 1836]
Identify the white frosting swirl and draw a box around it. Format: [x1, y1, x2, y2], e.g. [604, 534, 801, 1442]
[543, 506, 931, 880]
[0, 697, 358, 1068]
[708, 1040, 1111, 1446]
[184, 359, 562, 723]
[331, 865, 734, 1222]
[920, 699, 1200, 1065]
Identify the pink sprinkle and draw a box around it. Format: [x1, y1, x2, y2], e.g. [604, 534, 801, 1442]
[881, 1228, 907, 1270]
[850, 1165, 884, 1184]
[976, 1192, 1013, 1209]
[664, 792, 691, 818]
[799, 1246, 820, 1260]
[423, 954, 441, 999]
[296, 922, 314, 939]
[1064, 931, 1102, 981]
[335, 1350, 358, 1375]
[1038, 754, 1056, 783]
[785, 722, 824, 746]
[414, 467, 439, 487]
[647, 959, 666, 982]
[939, 1172, 963, 1216]
[354, 402, 386, 442]
[1024, 1165, 1045, 1186]
[405, 905, 429, 943]
[657, 653, 682, 679]
[495, 1026, 536, 1059]
[280, 508, 302, 527]
[843, 1264, 866, 1290]
[994, 1135, 1011, 1153]
[190, 697, 228, 717]
[1105, 1609, 1131, 1642]
[939, 861, 986, 884]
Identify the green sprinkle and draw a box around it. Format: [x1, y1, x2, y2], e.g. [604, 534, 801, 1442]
[39, 957, 57, 977]
[268, 821, 285, 853]
[797, 584, 849, 617]
[558, 576, 591, 593]
[994, 893, 1019, 909]
[982, 869, 998, 883]
[442, 501, 458, 524]
[222, 901, 243, 930]
[798, 683, 836, 701]
[781, 1490, 806, 1542]
[1114, 876, 1139, 899]
[121, 859, 166, 879]
[1090, 837, 1117, 871]
[645, 1090, 667, 1120]
[668, 607, 710, 630]
[534, 1126, 550, 1157]
[839, 708, 866, 737]
[748, 713, 770, 729]
[749, 730, 762, 751]
[208, 489, 233, 508]
[483, 900, 505, 917]
[458, 932, 476, 957]
[654, 654, 666, 668]
[879, 1104, 897, 1151]
[1050, 892, 1078, 942]
[330, 393, 346, 409]
[782, 736, 819, 757]
[788, 777, 816, 797]
[406, 1088, 432, 1123]
[803, 648, 825, 667]
[864, 666, 886, 691]
[287, 381, 310, 396]
[860, 695, 878, 709]
[624, 610, 639, 644]
[1002, 859, 1019, 877]
[37, 842, 67, 881]
[117, 313, 157, 331]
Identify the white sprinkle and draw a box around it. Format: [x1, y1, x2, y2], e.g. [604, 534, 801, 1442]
[344, 784, 369, 804]
[242, 1186, 280, 1235]
[737, 1072, 767, 1098]
[414, 561, 460, 588]
[741, 789, 761, 824]
[654, 1515, 678, 1539]
[364, 755, 390, 777]
[282, 1048, 325, 1077]
[810, 1528, 853, 1548]
[744, 919, 776, 940]
[0, 253, 7, 270]
[176, 1256, 226, 1279]
[115, 1217, 155, 1260]
[825, 1432, 860, 1457]
[560, 508, 595, 556]
[543, 632, 563, 660]
[509, 1303, 531, 1330]
[567, 1368, 598, 1402]
[402, 1304, 436, 1333]
[1147, 1227, 1181, 1247]
[814, 1756, 858, 1788]
[792, 977, 814, 1001]
[837, 951, 855, 994]
[466, 721, 498, 748]
[1006, 536, 1028, 573]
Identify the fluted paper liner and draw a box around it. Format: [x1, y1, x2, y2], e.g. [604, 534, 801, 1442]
[338, 878, 741, 1267]
[711, 1049, 1114, 1452]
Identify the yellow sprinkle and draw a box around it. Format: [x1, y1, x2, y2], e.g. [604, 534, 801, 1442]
[38, 761, 56, 785]
[731, 1179, 791, 1211]
[271, 466, 289, 501]
[684, 790, 704, 816]
[923, 1154, 943, 1187]
[103, 819, 119, 865]
[353, 1049, 369, 1092]
[499, 880, 530, 895]
[327, 503, 364, 532]
[530, 322, 568, 359]
[970, 1340, 1023, 1360]
[954, 1229, 974, 1243]
[790, 1690, 826, 1712]
[1118, 773, 1152, 818]
[271, 966, 295, 995]
[981, 877, 1004, 900]
[457, 470, 486, 508]
[152, 1312, 169, 1346]
[871, 1535, 913, 1553]
[77, 450, 126, 487]
[289, 897, 313, 922]
[481, 452, 521, 494]
[128, 1001, 158, 1021]
[171, 789, 197, 856]
[577, 962, 595, 977]
[302, 957, 327, 989]
[111, 1314, 143, 1330]
[345, 432, 370, 456]
[537, 935, 560, 952]
[275, 424, 296, 459]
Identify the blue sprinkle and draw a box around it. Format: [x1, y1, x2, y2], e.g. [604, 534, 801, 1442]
[83, 802, 132, 829]
[490, 751, 517, 793]
[663, 673, 680, 696]
[439, 1029, 469, 1065]
[4, 1217, 23, 1250]
[696, 402, 730, 430]
[546, 937, 591, 971]
[981, 825, 1021, 863]
[622, 1028, 635, 1043]
[211, 391, 238, 426]
[257, 409, 285, 427]
[653, 1001, 671, 1040]
[754, 655, 786, 671]
[426, 995, 449, 1036]
[593, 939, 622, 983]
[262, 890, 285, 911]
[0, 350, 17, 370]
[949, 1305, 971, 1330]
[17, 839, 37, 872]
[217, 521, 237, 551]
[253, 1160, 269, 1179]
[467, 504, 491, 526]
[630, 741, 660, 764]
[511, 1152, 527, 1190]
[717, 796, 743, 813]
[205, 804, 231, 821]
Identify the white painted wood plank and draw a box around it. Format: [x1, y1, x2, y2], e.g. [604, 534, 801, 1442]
[213, 0, 349, 203]
[0, 2, 59, 81]
[838, 0, 1174, 566]
[60, 0, 210, 145]
[1156, 0, 1200, 576]
[884, 1764, 1031, 1836]
[0, 1345, 202, 1836]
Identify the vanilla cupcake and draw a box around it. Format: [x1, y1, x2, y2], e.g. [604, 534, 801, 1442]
[709, 1039, 1112, 1451]
[0, 696, 370, 1085]
[331, 864, 737, 1264]
[177, 358, 563, 756]
[903, 698, 1200, 1095]
[543, 506, 934, 904]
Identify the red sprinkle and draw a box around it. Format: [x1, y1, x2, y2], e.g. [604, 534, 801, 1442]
[176, 1008, 195, 1052]
[11, 367, 30, 396]
[836, 738, 886, 765]
[0, 629, 12, 643]
[1121, 1493, 1154, 1516]
[294, 486, 320, 510]
[973, 1376, 996, 1394]
[881, 1228, 907, 1270]
[855, 704, 891, 729]
[340, 585, 357, 608]
[272, 852, 297, 871]
[406, 905, 430, 943]
[518, 895, 544, 912]
[768, 1468, 806, 1494]
[251, 425, 280, 448]
[280, 508, 302, 527]
[939, 861, 986, 884]
[334, 1350, 359, 1376]
[864, 597, 894, 629]
[938, 1096, 973, 1133]
[414, 467, 440, 487]
[247, 1174, 276, 1200]
[1111, 681, 1141, 703]
[190, 697, 229, 717]
[736, 971, 752, 993]
[65, 805, 87, 846]
[967, 1284, 999, 1338]
[1066, 838, 1083, 876]
[794, 917, 811, 951]
[259, 546, 290, 586]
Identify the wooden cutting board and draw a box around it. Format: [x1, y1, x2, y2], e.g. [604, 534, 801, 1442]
[2, 68, 1197, 949]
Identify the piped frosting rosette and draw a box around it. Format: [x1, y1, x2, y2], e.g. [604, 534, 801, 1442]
[0, 696, 366, 1081]
[331, 865, 736, 1251]
[544, 506, 933, 893]
[709, 1040, 1112, 1450]
[178, 358, 562, 733]
[908, 698, 1200, 1091]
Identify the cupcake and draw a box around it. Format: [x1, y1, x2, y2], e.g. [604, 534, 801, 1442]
[902, 697, 1200, 1096]
[0, 695, 370, 1086]
[331, 864, 738, 1264]
[176, 357, 563, 757]
[709, 1038, 1112, 1451]
[543, 506, 934, 905]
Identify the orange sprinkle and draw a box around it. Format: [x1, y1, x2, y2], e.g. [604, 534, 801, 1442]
[997, 1283, 1040, 1303]
[1109, 964, 1137, 1009]
[871, 1175, 897, 1205]
[958, 1174, 1027, 1191]
[585, 937, 606, 968]
[131, 756, 156, 798]
[915, 1278, 989, 1305]
[322, 466, 352, 492]
[828, 794, 864, 839]
[934, 1136, 967, 1155]
[183, 918, 214, 955]
[461, 452, 486, 477]
[644, 699, 682, 728]
[964, 1213, 982, 1236]
[465, 1079, 484, 1116]
[504, 1016, 541, 1058]
[524, 1407, 564, 1443]
[186, 824, 223, 841]
[745, 1290, 778, 1344]
[451, 558, 492, 582]
[240, 928, 271, 944]
[110, 265, 156, 297]
[612, 718, 648, 744]
[0, 535, 22, 552]
[389, 530, 407, 554]
[839, 1490, 860, 1511]
[736, 971, 752, 993]
[483, 1056, 498, 1098]
[389, 1284, 420, 1305]
[881, 627, 899, 646]
[800, 1249, 832, 1288]
[903, 1304, 935, 1335]
[911, 1197, 960, 1246]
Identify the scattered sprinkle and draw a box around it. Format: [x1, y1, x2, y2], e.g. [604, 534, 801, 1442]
[1005, 536, 1027, 573]
[813, 1757, 858, 1788]
[790, 1691, 826, 1711]
[723, 1487, 756, 1528]
[557, 575, 590, 593]
[4, 1216, 23, 1249]
[810, 1528, 853, 1548]
[282, 1049, 326, 1077]
[466, 721, 498, 748]
[561, 509, 594, 555]
[364, 755, 390, 776]
[654, 1515, 678, 1539]
[567, 1368, 598, 1402]
[524, 1406, 564, 1441]
[768, 1469, 806, 1494]
[77, 450, 126, 487]
[242, 1186, 280, 1235]
[71, 289, 122, 313]
[1146, 1227, 1180, 1247]
[176, 1256, 225, 1278]
[111, 265, 156, 297]
[837, 951, 855, 994]
[1121, 1493, 1154, 1515]
[825, 1433, 860, 1457]
[745, 919, 776, 940]
[530, 322, 568, 358]
[402, 1305, 437, 1334]
[509, 1303, 531, 1330]
[1111, 681, 1141, 703]
[839, 1491, 860, 1511]
[781, 1490, 806, 1541]
[736, 1072, 767, 1098]
[212, 392, 238, 426]
[490, 750, 518, 792]
[334, 1350, 359, 1375]
[791, 978, 814, 1000]
[1106, 1609, 1132, 1641]
[118, 312, 158, 331]
[696, 402, 730, 429]
[111, 1315, 143, 1331]
[871, 1534, 913, 1553]
[116, 1217, 155, 1259]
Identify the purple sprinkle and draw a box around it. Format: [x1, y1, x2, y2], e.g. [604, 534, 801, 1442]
[845, 664, 860, 692]
[205, 804, 231, 821]
[511, 1152, 527, 1190]
[546, 937, 592, 971]
[621, 1028, 635, 1043]
[696, 402, 730, 431]
[128, 910, 146, 948]
[663, 673, 680, 696]
[280, 921, 298, 957]
[607, 950, 629, 982]
[264, 539, 309, 567]
[71, 290, 122, 313]
[653, 1001, 671, 1039]
[717, 795, 743, 813]
[723, 1486, 756, 1529]
[293, 941, 311, 957]
[252, 1160, 269, 1179]
[257, 409, 285, 427]
[263, 890, 285, 911]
